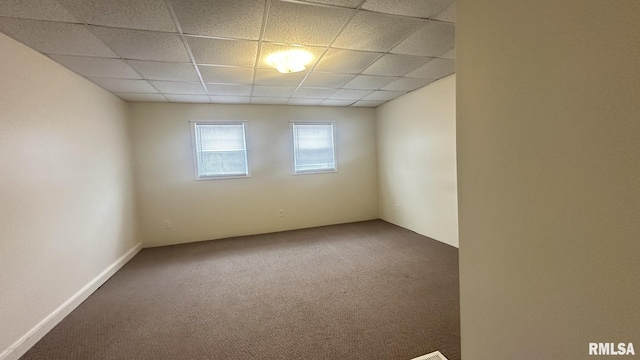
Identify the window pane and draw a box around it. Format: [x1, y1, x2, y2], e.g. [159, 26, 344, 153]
[293, 123, 336, 173]
[194, 123, 248, 178]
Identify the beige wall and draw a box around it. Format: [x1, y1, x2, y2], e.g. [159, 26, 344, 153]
[458, 1, 640, 358]
[0, 34, 140, 359]
[130, 103, 378, 247]
[376, 75, 458, 247]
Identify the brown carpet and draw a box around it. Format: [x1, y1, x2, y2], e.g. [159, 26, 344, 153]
[20, 220, 460, 360]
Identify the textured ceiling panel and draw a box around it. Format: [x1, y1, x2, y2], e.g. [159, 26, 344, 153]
[404, 58, 455, 79]
[361, 0, 453, 19]
[257, 43, 325, 70]
[171, 0, 264, 40]
[251, 97, 288, 105]
[0, 18, 117, 57]
[198, 66, 254, 84]
[382, 77, 434, 91]
[48, 55, 142, 79]
[433, 2, 456, 22]
[440, 47, 455, 59]
[252, 86, 296, 98]
[56, 0, 176, 32]
[299, 0, 362, 8]
[352, 100, 386, 107]
[314, 49, 381, 74]
[343, 75, 398, 90]
[209, 96, 251, 104]
[150, 81, 207, 94]
[263, 1, 353, 46]
[164, 94, 210, 103]
[391, 21, 454, 57]
[206, 84, 253, 96]
[287, 98, 324, 106]
[362, 54, 427, 76]
[187, 37, 258, 67]
[321, 99, 354, 106]
[362, 90, 406, 101]
[115, 93, 166, 102]
[92, 27, 190, 62]
[301, 72, 355, 88]
[292, 87, 337, 99]
[254, 69, 308, 87]
[128, 61, 200, 82]
[0, 0, 78, 22]
[332, 11, 425, 52]
[328, 89, 373, 100]
[90, 78, 158, 93]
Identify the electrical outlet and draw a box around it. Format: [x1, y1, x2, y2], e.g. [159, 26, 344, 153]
[163, 220, 171, 229]
[279, 209, 284, 217]
[395, 204, 400, 212]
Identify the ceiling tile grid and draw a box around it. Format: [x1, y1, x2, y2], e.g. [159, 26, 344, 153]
[0, 0, 456, 107]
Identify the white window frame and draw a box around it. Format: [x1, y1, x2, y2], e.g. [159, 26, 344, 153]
[190, 120, 250, 180]
[291, 121, 337, 175]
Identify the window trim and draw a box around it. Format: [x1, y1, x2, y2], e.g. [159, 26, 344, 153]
[189, 120, 251, 181]
[290, 121, 338, 175]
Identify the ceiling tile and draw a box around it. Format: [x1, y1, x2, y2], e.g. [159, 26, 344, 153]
[321, 100, 355, 106]
[0, 19, 117, 57]
[257, 43, 325, 70]
[128, 61, 199, 81]
[293, 87, 337, 99]
[150, 81, 207, 94]
[91, 27, 190, 62]
[0, 0, 78, 22]
[351, 100, 385, 107]
[115, 93, 167, 102]
[206, 84, 253, 96]
[440, 47, 455, 59]
[344, 75, 398, 90]
[328, 89, 373, 100]
[187, 37, 258, 67]
[89, 78, 158, 93]
[362, 54, 428, 76]
[198, 66, 254, 84]
[164, 94, 210, 103]
[210, 96, 251, 104]
[171, 0, 265, 40]
[48, 55, 142, 79]
[263, 1, 353, 46]
[251, 97, 289, 105]
[432, 2, 456, 22]
[390, 21, 454, 57]
[404, 58, 455, 79]
[301, 72, 355, 88]
[56, 0, 176, 32]
[361, 90, 406, 101]
[332, 11, 425, 52]
[288, 98, 324, 105]
[252, 86, 296, 98]
[300, 0, 362, 7]
[382, 77, 434, 91]
[254, 69, 307, 87]
[315, 49, 381, 74]
[361, 0, 453, 19]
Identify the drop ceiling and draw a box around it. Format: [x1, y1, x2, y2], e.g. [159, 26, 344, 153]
[0, 0, 456, 107]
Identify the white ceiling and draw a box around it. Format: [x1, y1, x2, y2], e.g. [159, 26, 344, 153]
[0, 0, 455, 107]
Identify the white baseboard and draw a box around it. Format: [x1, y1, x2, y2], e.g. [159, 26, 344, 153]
[0, 242, 143, 360]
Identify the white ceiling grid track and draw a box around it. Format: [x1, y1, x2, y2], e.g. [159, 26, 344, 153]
[411, 350, 449, 360]
[0, 0, 456, 107]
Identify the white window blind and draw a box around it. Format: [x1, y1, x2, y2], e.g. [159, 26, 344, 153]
[292, 123, 336, 174]
[192, 122, 248, 179]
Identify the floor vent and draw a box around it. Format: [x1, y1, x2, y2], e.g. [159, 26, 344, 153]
[411, 350, 449, 360]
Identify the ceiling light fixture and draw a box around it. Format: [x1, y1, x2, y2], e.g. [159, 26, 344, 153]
[266, 49, 313, 74]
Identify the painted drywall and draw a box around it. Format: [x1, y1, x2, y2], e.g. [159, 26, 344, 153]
[457, 1, 640, 358]
[0, 33, 140, 359]
[129, 103, 378, 247]
[376, 75, 458, 247]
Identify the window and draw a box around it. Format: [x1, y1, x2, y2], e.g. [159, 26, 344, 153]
[292, 122, 336, 174]
[191, 122, 249, 179]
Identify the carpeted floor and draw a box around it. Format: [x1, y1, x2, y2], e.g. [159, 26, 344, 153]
[20, 220, 460, 360]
